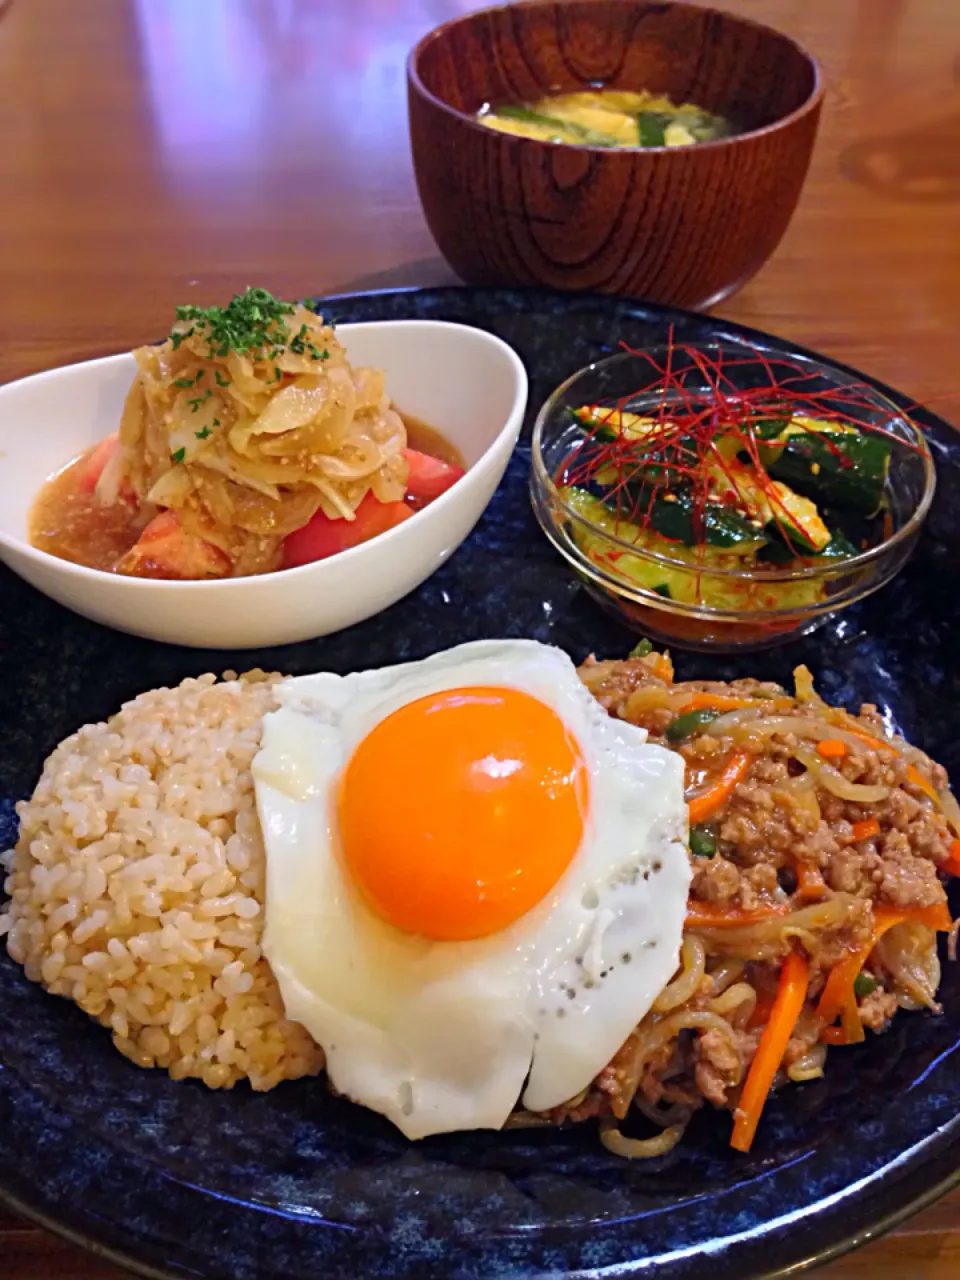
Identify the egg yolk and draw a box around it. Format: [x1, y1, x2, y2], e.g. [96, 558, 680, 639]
[337, 686, 588, 941]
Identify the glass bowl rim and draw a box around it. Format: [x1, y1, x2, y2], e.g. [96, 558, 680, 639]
[530, 343, 937, 585]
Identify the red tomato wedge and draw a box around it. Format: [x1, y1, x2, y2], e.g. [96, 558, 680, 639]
[282, 493, 413, 568]
[77, 434, 121, 494]
[402, 448, 464, 503]
[116, 512, 232, 579]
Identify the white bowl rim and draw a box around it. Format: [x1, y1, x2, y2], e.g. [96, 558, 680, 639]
[0, 319, 528, 592]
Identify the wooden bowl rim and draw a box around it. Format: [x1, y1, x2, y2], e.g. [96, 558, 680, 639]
[407, 0, 824, 155]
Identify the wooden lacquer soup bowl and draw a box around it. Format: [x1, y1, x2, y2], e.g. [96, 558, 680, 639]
[408, 0, 822, 307]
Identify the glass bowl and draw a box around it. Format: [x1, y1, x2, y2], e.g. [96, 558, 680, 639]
[530, 341, 936, 653]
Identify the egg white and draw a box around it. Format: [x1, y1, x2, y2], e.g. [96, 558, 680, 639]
[254, 640, 689, 1139]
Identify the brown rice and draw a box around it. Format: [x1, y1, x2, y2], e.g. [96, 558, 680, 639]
[0, 673, 324, 1090]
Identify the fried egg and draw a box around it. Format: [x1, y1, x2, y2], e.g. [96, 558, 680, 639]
[253, 640, 689, 1139]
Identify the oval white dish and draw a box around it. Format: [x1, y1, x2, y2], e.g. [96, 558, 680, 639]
[0, 319, 528, 648]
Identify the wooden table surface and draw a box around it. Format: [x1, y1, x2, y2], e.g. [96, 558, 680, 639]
[0, 0, 958, 1275]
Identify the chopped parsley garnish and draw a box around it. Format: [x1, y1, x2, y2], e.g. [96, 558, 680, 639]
[173, 287, 296, 361]
[290, 322, 310, 354]
[309, 344, 329, 361]
[187, 389, 213, 412]
[212, 418, 220, 427]
[171, 447, 186, 464]
[214, 370, 231, 387]
[195, 425, 213, 440]
[173, 371, 204, 389]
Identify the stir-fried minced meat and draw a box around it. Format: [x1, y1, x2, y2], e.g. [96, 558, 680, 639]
[859, 985, 899, 1031]
[694, 1028, 741, 1106]
[529, 652, 958, 1144]
[579, 652, 955, 913]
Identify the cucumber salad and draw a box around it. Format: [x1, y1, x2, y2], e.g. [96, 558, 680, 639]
[561, 403, 893, 612]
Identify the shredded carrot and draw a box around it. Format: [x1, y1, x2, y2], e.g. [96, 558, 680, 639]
[685, 901, 790, 929]
[687, 749, 752, 824]
[816, 902, 953, 1028]
[846, 730, 939, 804]
[906, 764, 940, 805]
[676, 692, 793, 714]
[816, 738, 848, 760]
[842, 725, 941, 804]
[819, 972, 869, 1047]
[846, 728, 896, 755]
[731, 951, 809, 1153]
[793, 860, 826, 901]
[850, 817, 880, 842]
[677, 693, 755, 713]
[651, 652, 674, 684]
[908, 901, 953, 931]
[820, 1025, 856, 1046]
[944, 839, 960, 878]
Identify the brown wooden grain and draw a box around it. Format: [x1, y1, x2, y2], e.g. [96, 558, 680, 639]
[0, 0, 958, 1275]
[408, 0, 823, 307]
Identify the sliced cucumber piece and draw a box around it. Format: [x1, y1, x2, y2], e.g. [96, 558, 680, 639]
[760, 525, 859, 565]
[706, 458, 830, 553]
[573, 475, 766, 552]
[561, 486, 824, 611]
[567, 482, 764, 554]
[635, 486, 767, 551]
[762, 424, 891, 515]
[572, 406, 661, 442]
[751, 416, 792, 440]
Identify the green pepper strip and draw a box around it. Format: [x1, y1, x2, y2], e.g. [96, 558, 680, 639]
[689, 827, 718, 858]
[665, 708, 722, 743]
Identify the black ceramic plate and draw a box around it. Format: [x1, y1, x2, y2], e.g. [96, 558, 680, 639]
[1, 287, 958, 1280]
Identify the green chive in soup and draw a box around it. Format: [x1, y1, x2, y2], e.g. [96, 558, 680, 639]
[477, 90, 734, 149]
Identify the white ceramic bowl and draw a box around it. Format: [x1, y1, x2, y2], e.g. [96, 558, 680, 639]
[0, 320, 528, 648]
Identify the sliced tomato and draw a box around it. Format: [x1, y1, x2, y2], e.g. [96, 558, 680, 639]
[282, 493, 413, 569]
[402, 448, 464, 504]
[77, 433, 121, 494]
[116, 511, 232, 579]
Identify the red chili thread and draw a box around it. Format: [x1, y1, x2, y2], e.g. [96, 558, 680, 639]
[558, 334, 929, 567]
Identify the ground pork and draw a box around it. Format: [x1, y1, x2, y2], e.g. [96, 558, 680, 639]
[655, 695, 950, 913]
[694, 1028, 741, 1106]
[565, 655, 956, 1131]
[859, 986, 899, 1031]
[577, 655, 663, 712]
